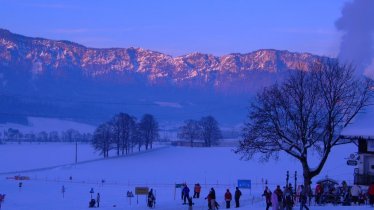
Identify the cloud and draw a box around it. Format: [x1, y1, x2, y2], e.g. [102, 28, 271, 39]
[335, 0, 374, 74]
[154, 101, 183, 109]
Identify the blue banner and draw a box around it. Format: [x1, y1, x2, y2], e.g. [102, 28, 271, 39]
[237, 180, 251, 189]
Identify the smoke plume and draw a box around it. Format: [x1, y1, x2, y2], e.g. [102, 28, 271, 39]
[335, 0, 374, 77]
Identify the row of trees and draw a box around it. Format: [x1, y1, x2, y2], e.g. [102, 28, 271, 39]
[0, 128, 92, 143]
[92, 113, 159, 157]
[178, 116, 222, 147]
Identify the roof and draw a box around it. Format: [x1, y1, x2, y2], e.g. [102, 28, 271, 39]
[341, 107, 374, 139]
[316, 178, 338, 185]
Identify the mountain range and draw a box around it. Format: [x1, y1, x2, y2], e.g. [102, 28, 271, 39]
[0, 29, 324, 125]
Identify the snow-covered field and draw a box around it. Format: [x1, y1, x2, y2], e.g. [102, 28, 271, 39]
[0, 117, 95, 133]
[0, 142, 368, 210]
[0, 143, 97, 173]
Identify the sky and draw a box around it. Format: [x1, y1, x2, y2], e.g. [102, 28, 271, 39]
[0, 0, 349, 57]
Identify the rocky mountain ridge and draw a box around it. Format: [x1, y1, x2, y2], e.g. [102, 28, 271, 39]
[0, 28, 322, 88]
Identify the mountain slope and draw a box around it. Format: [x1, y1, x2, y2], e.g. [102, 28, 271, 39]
[0, 28, 322, 89]
[0, 29, 324, 125]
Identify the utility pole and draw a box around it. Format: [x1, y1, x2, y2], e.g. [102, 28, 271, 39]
[75, 139, 78, 164]
[286, 171, 289, 187]
[294, 171, 297, 189]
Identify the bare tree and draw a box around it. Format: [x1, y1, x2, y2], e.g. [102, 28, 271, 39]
[200, 116, 222, 147]
[178, 119, 202, 147]
[133, 123, 143, 152]
[92, 123, 112, 158]
[236, 60, 373, 186]
[62, 129, 80, 142]
[111, 113, 136, 155]
[138, 114, 159, 150]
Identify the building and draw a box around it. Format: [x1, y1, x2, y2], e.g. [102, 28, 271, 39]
[341, 109, 374, 185]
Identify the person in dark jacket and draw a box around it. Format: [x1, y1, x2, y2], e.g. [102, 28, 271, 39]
[225, 189, 232, 208]
[148, 189, 156, 208]
[262, 186, 272, 210]
[275, 185, 283, 203]
[182, 185, 190, 204]
[89, 199, 96, 208]
[188, 196, 194, 210]
[299, 185, 309, 210]
[283, 186, 293, 210]
[234, 187, 242, 208]
[96, 193, 101, 207]
[205, 193, 212, 210]
[210, 188, 217, 210]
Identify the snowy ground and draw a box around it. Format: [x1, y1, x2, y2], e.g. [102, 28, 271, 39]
[0, 143, 367, 210]
[0, 143, 97, 173]
[0, 117, 95, 133]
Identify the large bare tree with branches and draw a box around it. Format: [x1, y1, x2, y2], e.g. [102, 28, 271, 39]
[236, 59, 373, 186]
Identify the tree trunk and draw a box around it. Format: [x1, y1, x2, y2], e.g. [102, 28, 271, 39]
[301, 159, 312, 188]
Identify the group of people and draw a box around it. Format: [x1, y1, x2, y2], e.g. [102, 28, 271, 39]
[262, 180, 374, 209]
[181, 184, 242, 209]
[262, 184, 310, 210]
[223, 187, 242, 208]
[206, 187, 242, 209]
[315, 180, 369, 205]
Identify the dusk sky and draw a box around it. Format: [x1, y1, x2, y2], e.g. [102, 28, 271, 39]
[0, 0, 349, 57]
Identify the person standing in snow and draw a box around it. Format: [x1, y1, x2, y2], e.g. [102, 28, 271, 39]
[368, 182, 374, 206]
[211, 188, 217, 210]
[193, 183, 201, 198]
[299, 185, 309, 210]
[148, 189, 156, 208]
[225, 189, 232, 208]
[314, 183, 322, 204]
[274, 185, 283, 208]
[182, 185, 190, 204]
[306, 183, 313, 206]
[234, 187, 242, 208]
[351, 184, 361, 205]
[205, 192, 212, 210]
[271, 189, 279, 210]
[262, 186, 272, 210]
[283, 186, 293, 210]
[188, 196, 194, 210]
[61, 185, 66, 198]
[96, 193, 100, 207]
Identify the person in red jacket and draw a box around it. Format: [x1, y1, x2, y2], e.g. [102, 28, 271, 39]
[368, 182, 374, 205]
[194, 183, 202, 198]
[225, 189, 232, 209]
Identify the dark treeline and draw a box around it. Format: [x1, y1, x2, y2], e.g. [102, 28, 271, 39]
[0, 128, 92, 144]
[178, 115, 222, 147]
[92, 113, 159, 158]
